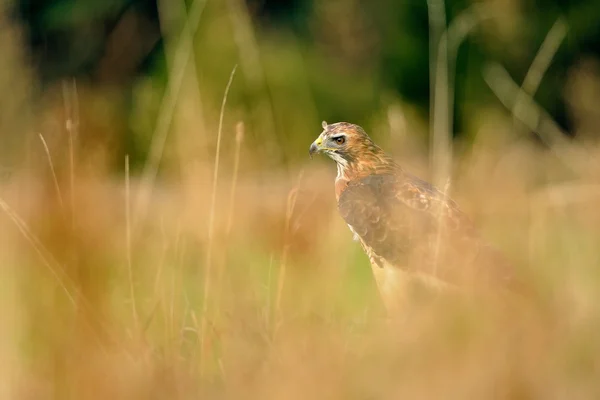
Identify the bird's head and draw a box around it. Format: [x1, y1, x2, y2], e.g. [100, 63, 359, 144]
[309, 121, 374, 165]
[309, 121, 397, 179]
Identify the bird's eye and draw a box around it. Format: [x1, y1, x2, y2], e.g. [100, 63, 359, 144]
[333, 136, 345, 145]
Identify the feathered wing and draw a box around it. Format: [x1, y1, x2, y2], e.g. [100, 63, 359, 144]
[337, 172, 519, 291]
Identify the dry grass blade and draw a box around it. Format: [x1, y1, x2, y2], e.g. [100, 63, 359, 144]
[125, 155, 139, 333]
[225, 121, 245, 236]
[38, 133, 64, 210]
[212, 121, 245, 322]
[0, 196, 76, 307]
[199, 64, 238, 378]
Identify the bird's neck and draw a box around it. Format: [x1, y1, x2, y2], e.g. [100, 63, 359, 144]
[334, 148, 399, 199]
[336, 150, 398, 182]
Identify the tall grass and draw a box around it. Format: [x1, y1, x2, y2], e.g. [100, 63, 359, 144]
[2, 2, 600, 399]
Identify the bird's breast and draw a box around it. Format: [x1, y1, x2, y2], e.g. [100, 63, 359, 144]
[334, 178, 349, 200]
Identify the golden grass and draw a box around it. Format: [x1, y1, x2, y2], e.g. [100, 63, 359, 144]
[4, 121, 600, 398]
[2, 2, 600, 399]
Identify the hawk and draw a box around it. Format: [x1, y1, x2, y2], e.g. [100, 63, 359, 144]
[309, 121, 521, 310]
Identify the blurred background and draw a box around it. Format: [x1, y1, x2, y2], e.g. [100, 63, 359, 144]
[2, 0, 600, 398]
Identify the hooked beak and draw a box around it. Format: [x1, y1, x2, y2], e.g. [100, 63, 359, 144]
[309, 137, 323, 159]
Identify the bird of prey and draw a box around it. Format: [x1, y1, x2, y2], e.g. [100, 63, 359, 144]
[309, 121, 520, 310]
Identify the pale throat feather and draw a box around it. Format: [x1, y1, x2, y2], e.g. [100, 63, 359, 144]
[327, 151, 348, 178]
[335, 157, 380, 182]
[333, 156, 350, 201]
[336, 160, 347, 180]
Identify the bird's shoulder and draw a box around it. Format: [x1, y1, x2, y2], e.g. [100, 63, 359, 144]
[338, 171, 469, 229]
[336, 171, 472, 269]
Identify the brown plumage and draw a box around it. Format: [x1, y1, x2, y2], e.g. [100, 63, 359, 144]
[309, 121, 521, 310]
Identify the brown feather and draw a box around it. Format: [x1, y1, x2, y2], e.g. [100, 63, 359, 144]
[311, 122, 524, 306]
